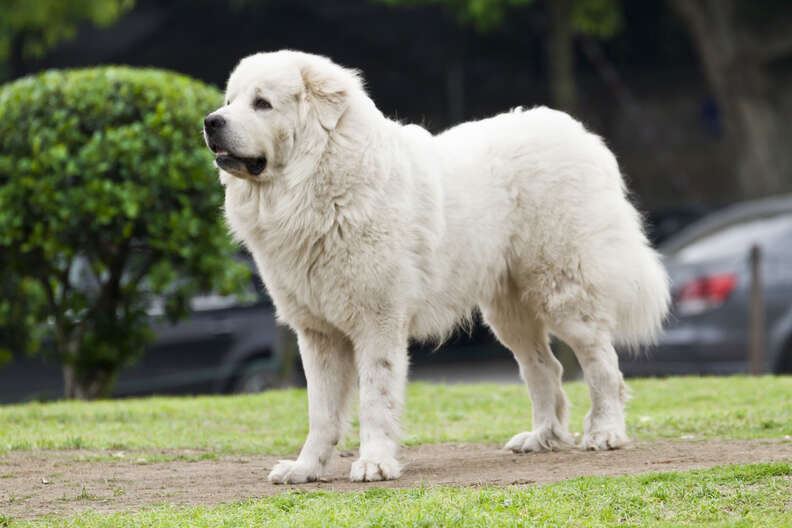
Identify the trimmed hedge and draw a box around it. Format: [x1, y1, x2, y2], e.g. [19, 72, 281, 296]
[0, 67, 248, 398]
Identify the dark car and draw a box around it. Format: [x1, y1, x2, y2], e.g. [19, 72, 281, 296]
[621, 195, 792, 376]
[0, 270, 285, 403]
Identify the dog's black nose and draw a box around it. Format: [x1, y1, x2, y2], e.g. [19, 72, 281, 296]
[204, 114, 226, 132]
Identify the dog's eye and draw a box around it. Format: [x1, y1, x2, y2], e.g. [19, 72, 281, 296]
[254, 97, 272, 110]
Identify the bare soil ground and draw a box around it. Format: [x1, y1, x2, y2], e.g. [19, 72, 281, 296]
[2, 439, 791, 519]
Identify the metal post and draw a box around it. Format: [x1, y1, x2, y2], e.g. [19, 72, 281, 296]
[749, 244, 765, 375]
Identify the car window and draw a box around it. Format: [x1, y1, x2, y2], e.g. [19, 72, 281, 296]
[146, 272, 262, 316]
[190, 288, 259, 312]
[673, 213, 792, 264]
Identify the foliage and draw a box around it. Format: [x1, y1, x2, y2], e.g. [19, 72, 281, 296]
[0, 0, 135, 76]
[2, 377, 790, 453]
[376, 0, 622, 36]
[0, 67, 249, 398]
[0, 272, 47, 367]
[568, 0, 621, 38]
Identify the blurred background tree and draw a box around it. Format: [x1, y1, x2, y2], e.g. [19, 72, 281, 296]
[377, 0, 622, 114]
[670, 0, 792, 198]
[0, 0, 135, 80]
[379, 0, 792, 198]
[0, 67, 249, 399]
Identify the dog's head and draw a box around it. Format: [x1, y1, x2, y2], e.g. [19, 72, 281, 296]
[204, 50, 362, 182]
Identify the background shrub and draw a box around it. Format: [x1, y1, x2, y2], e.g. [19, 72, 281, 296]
[0, 67, 248, 399]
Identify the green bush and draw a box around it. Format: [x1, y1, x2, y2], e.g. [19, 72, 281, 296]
[0, 67, 249, 399]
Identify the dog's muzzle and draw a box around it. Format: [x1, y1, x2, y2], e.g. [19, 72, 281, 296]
[204, 113, 267, 176]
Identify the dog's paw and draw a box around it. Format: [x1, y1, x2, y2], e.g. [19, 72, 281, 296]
[349, 457, 402, 482]
[580, 430, 630, 451]
[268, 460, 320, 484]
[505, 427, 574, 453]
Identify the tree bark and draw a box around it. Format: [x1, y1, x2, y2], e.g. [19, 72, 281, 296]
[671, 0, 792, 198]
[446, 57, 465, 124]
[547, 0, 577, 114]
[9, 31, 27, 80]
[63, 363, 116, 400]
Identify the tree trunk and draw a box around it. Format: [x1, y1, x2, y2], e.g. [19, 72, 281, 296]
[731, 95, 788, 195]
[60, 331, 116, 400]
[9, 31, 27, 80]
[547, 0, 577, 114]
[671, 0, 792, 198]
[62, 364, 116, 400]
[445, 52, 466, 125]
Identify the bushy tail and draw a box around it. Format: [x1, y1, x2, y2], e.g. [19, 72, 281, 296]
[613, 245, 671, 350]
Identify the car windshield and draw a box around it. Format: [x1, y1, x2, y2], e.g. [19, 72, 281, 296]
[673, 213, 792, 264]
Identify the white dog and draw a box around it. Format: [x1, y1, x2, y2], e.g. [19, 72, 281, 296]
[203, 50, 670, 484]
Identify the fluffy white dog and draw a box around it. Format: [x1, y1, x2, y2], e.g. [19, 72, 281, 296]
[203, 50, 670, 483]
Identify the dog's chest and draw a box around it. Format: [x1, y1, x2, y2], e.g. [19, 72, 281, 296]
[224, 183, 345, 326]
[257, 238, 351, 333]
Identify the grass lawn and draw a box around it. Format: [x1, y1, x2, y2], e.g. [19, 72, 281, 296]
[1, 376, 791, 527]
[1, 376, 791, 455]
[5, 463, 791, 527]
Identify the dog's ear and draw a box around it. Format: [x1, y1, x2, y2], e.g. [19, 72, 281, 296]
[300, 62, 349, 131]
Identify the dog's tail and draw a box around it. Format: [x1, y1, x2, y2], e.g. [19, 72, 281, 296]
[612, 241, 671, 350]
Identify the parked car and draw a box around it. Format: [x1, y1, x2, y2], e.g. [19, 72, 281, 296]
[0, 265, 286, 403]
[621, 195, 792, 376]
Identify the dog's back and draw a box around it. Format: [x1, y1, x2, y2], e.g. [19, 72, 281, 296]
[412, 106, 670, 348]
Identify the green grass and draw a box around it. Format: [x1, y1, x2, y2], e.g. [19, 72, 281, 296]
[7, 462, 791, 527]
[1, 377, 791, 526]
[1, 377, 790, 455]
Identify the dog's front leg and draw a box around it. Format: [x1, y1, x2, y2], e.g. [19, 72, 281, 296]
[349, 328, 408, 482]
[268, 328, 355, 484]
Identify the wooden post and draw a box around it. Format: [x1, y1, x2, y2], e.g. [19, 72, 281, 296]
[749, 244, 765, 375]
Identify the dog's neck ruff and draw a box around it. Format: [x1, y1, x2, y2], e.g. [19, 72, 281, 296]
[225, 103, 392, 253]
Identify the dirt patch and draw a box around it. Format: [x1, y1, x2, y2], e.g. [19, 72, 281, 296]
[2, 439, 791, 519]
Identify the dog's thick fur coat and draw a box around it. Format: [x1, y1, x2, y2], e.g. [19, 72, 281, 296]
[205, 51, 670, 483]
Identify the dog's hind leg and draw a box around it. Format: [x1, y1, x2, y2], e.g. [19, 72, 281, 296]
[268, 328, 355, 484]
[551, 317, 630, 450]
[481, 291, 574, 452]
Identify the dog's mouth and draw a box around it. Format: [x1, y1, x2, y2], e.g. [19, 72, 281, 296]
[210, 145, 267, 176]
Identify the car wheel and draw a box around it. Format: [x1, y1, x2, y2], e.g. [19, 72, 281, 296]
[232, 358, 277, 393]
